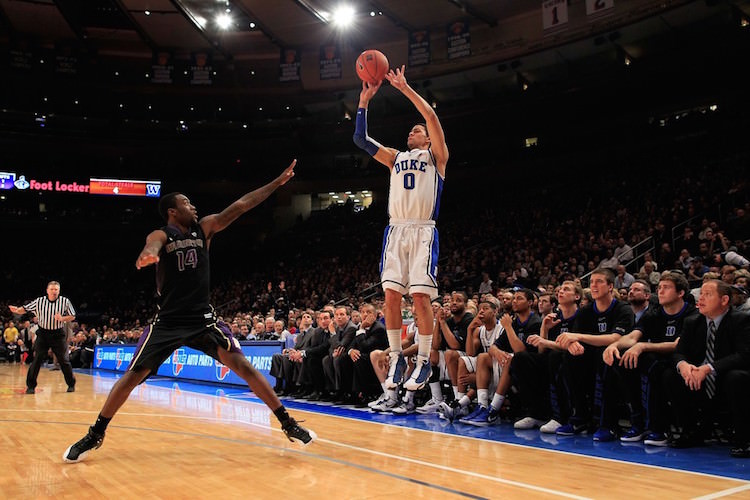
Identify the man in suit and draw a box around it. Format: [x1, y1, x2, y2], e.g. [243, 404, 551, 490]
[271, 312, 314, 395]
[348, 303, 388, 406]
[296, 311, 332, 400]
[322, 307, 358, 402]
[664, 279, 750, 456]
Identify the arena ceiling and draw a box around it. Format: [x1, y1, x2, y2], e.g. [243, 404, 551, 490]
[0, 0, 748, 121]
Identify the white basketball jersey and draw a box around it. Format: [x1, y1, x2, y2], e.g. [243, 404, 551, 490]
[479, 322, 503, 353]
[388, 148, 444, 221]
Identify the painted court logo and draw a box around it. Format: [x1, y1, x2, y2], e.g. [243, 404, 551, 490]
[215, 360, 231, 381]
[172, 348, 187, 376]
[115, 348, 125, 370]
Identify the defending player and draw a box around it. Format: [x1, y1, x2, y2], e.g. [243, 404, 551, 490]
[63, 160, 315, 463]
[352, 66, 449, 403]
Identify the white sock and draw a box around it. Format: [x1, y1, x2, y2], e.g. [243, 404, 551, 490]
[478, 389, 489, 408]
[429, 382, 443, 402]
[490, 393, 505, 411]
[387, 389, 398, 401]
[458, 395, 471, 408]
[387, 329, 402, 353]
[457, 391, 465, 401]
[417, 333, 432, 358]
[381, 382, 388, 393]
[452, 386, 460, 399]
[404, 391, 415, 403]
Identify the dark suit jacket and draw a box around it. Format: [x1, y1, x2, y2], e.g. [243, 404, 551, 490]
[293, 327, 313, 350]
[328, 320, 357, 354]
[673, 308, 750, 376]
[350, 321, 387, 354]
[301, 327, 329, 358]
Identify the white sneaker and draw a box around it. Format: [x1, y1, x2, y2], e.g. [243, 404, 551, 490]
[416, 398, 443, 414]
[384, 353, 406, 389]
[371, 396, 399, 413]
[540, 419, 562, 434]
[513, 416, 546, 430]
[368, 393, 389, 409]
[403, 356, 430, 391]
[391, 400, 417, 415]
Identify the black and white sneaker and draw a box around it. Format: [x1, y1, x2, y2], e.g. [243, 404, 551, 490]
[63, 427, 105, 463]
[282, 418, 317, 446]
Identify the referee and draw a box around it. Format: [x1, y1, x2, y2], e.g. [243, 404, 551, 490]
[9, 281, 77, 394]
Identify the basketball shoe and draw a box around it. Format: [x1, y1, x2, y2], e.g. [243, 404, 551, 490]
[63, 427, 105, 463]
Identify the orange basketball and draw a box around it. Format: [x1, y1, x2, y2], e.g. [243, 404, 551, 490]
[355, 50, 389, 84]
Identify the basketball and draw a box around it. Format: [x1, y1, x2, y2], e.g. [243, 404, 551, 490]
[356, 49, 389, 84]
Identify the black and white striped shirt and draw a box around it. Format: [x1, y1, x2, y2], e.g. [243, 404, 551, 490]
[23, 296, 76, 330]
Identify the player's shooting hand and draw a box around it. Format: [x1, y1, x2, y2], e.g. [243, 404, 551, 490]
[385, 65, 408, 91]
[359, 80, 382, 104]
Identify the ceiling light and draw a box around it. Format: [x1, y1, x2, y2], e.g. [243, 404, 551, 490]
[195, 16, 207, 28]
[216, 13, 232, 29]
[332, 5, 355, 27]
[144, 10, 151, 16]
[249, 22, 256, 29]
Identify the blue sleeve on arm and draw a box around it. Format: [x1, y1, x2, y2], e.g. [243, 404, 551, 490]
[352, 108, 382, 156]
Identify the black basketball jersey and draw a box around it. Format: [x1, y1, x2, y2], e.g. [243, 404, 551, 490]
[577, 298, 634, 335]
[494, 312, 542, 352]
[155, 223, 211, 322]
[441, 312, 474, 351]
[547, 307, 581, 342]
[637, 302, 697, 343]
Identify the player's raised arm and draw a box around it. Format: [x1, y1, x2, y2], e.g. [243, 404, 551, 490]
[385, 66, 449, 175]
[353, 81, 398, 168]
[200, 159, 296, 239]
[135, 229, 168, 269]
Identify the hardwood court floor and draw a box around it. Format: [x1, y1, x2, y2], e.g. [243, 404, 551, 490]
[1, 363, 749, 499]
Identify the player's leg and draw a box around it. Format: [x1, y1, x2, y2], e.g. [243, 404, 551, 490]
[62, 366, 151, 463]
[460, 354, 494, 425]
[512, 351, 549, 430]
[383, 288, 407, 389]
[368, 350, 391, 408]
[404, 293, 434, 391]
[214, 336, 316, 445]
[416, 349, 445, 414]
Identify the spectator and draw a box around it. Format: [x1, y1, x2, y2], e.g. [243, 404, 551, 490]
[614, 237, 634, 263]
[614, 265, 635, 290]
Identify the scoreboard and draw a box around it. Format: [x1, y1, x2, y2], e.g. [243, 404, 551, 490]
[89, 178, 162, 197]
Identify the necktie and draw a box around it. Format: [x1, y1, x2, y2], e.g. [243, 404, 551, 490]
[705, 320, 716, 399]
